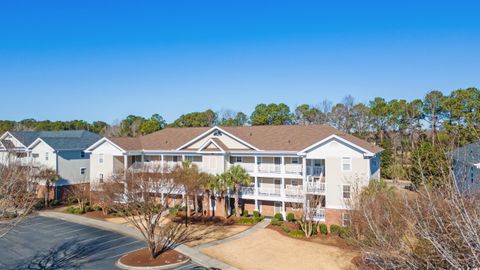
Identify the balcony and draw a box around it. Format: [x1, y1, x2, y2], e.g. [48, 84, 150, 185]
[306, 182, 325, 194]
[257, 163, 281, 174]
[284, 186, 303, 198]
[313, 208, 326, 221]
[284, 164, 303, 175]
[306, 166, 324, 176]
[258, 186, 281, 197]
[230, 162, 255, 173]
[239, 186, 255, 196]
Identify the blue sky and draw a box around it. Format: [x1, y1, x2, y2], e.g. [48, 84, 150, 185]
[1, 0, 479, 123]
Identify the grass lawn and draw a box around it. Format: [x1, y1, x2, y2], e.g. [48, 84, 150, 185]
[201, 228, 359, 270]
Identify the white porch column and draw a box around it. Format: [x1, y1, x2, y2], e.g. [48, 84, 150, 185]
[302, 156, 308, 212]
[254, 176, 259, 211]
[281, 177, 285, 198]
[160, 154, 164, 171]
[123, 155, 128, 172]
[282, 200, 286, 219]
[254, 156, 258, 173]
[182, 193, 186, 206]
[281, 156, 285, 174]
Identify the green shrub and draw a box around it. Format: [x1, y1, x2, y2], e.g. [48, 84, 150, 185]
[85, 206, 93, 212]
[33, 200, 45, 210]
[253, 211, 261, 218]
[311, 224, 318, 235]
[2, 211, 18, 219]
[289, 229, 305, 238]
[270, 218, 283, 226]
[281, 223, 290, 233]
[93, 205, 102, 211]
[169, 207, 179, 216]
[242, 210, 249, 217]
[330, 224, 349, 238]
[50, 199, 61, 207]
[73, 208, 84, 215]
[330, 224, 340, 235]
[67, 196, 78, 205]
[254, 216, 264, 223]
[274, 213, 284, 221]
[286, 213, 295, 222]
[319, 223, 328, 235]
[238, 217, 254, 224]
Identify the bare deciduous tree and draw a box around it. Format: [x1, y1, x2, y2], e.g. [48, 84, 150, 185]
[100, 167, 212, 259]
[0, 158, 37, 238]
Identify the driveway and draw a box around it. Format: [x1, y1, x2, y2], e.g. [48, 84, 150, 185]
[0, 216, 203, 270]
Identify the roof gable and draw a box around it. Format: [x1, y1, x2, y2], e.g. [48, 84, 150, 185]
[178, 127, 256, 151]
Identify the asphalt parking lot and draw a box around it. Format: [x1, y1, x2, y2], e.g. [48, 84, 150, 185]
[0, 215, 204, 270]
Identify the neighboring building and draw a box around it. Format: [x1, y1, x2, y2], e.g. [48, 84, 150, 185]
[0, 130, 101, 197]
[451, 142, 480, 193]
[86, 125, 382, 226]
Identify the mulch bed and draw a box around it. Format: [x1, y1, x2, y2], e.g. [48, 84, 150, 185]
[119, 248, 188, 267]
[266, 223, 356, 250]
[172, 214, 238, 226]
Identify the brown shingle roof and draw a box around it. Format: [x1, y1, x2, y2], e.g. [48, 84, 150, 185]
[222, 125, 383, 153]
[107, 125, 382, 154]
[107, 137, 142, 151]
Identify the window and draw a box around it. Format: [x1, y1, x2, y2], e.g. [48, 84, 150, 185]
[274, 157, 281, 165]
[32, 153, 39, 158]
[257, 157, 262, 165]
[99, 154, 104, 164]
[80, 167, 86, 175]
[173, 156, 178, 162]
[342, 212, 351, 227]
[99, 173, 104, 183]
[185, 155, 194, 161]
[236, 156, 243, 163]
[342, 157, 352, 171]
[343, 185, 351, 199]
[291, 157, 299, 164]
[45, 152, 49, 161]
[81, 152, 85, 158]
[314, 159, 321, 166]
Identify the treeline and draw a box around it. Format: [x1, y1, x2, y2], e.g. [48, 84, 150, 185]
[1, 87, 479, 181]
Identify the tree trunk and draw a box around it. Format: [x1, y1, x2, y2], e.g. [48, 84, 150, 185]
[44, 181, 50, 208]
[185, 194, 190, 227]
[235, 184, 240, 217]
[206, 190, 211, 216]
[194, 193, 198, 215]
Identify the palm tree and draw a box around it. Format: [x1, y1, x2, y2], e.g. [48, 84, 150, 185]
[200, 173, 216, 217]
[214, 173, 230, 217]
[35, 168, 59, 208]
[225, 165, 251, 217]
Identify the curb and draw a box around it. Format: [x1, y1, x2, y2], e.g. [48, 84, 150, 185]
[116, 255, 191, 270]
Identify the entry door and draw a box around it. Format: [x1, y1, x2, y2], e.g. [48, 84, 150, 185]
[274, 201, 282, 214]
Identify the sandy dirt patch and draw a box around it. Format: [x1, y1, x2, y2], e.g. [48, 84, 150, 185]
[185, 225, 249, 247]
[201, 229, 358, 270]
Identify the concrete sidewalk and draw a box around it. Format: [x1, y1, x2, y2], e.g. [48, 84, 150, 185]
[195, 218, 270, 250]
[39, 211, 238, 270]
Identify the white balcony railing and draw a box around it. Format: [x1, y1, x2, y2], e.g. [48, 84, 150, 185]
[306, 166, 324, 176]
[258, 163, 281, 174]
[230, 162, 255, 172]
[284, 186, 303, 197]
[239, 186, 255, 196]
[284, 164, 303, 175]
[313, 208, 326, 221]
[258, 186, 281, 197]
[306, 182, 326, 194]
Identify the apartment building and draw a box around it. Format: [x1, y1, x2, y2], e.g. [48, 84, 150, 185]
[0, 130, 101, 196]
[85, 125, 382, 225]
[451, 142, 480, 193]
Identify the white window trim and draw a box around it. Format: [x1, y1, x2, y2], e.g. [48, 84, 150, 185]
[236, 156, 243, 163]
[342, 184, 351, 199]
[45, 152, 49, 161]
[99, 173, 104, 183]
[99, 154, 104, 164]
[341, 157, 352, 172]
[342, 212, 351, 226]
[80, 167, 86, 175]
[291, 157, 300, 164]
